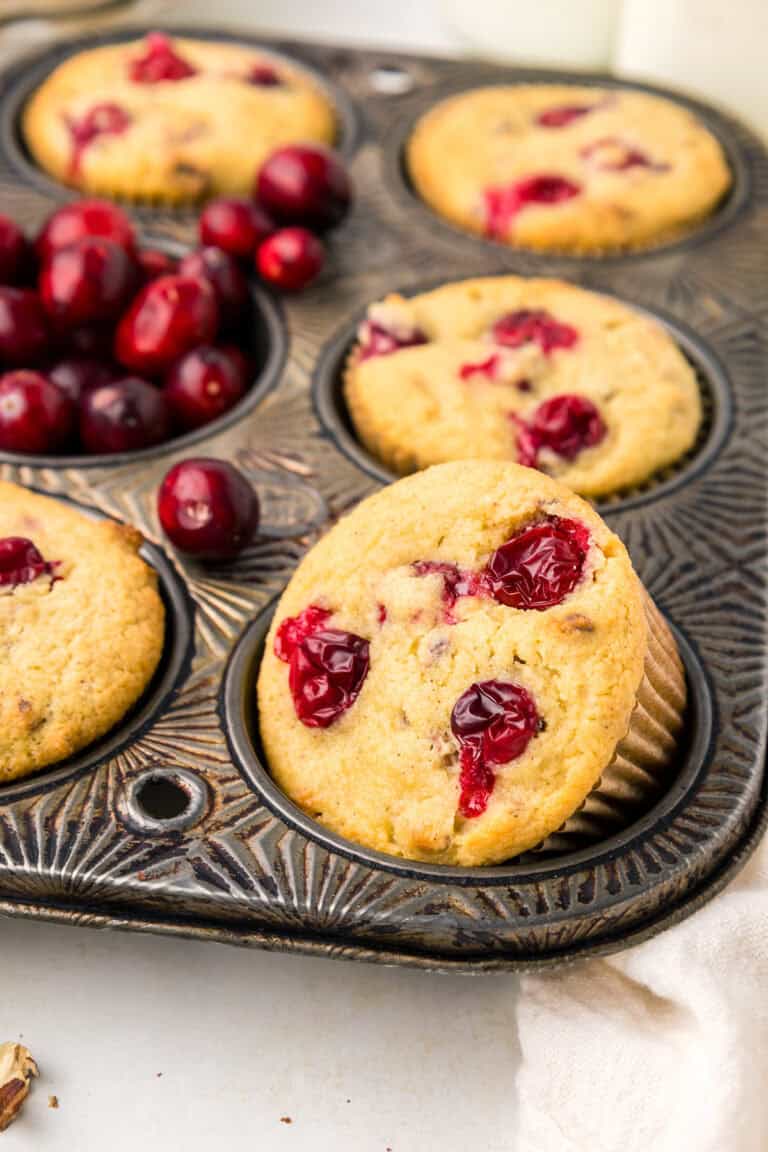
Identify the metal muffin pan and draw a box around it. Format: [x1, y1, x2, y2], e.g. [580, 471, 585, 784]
[0, 30, 765, 971]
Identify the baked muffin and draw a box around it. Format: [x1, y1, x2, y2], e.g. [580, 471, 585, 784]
[258, 462, 686, 866]
[0, 483, 165, 782]
[407, 85, 731, 252]
[23, 33, 336, 203]
[344, 276, 702, 498]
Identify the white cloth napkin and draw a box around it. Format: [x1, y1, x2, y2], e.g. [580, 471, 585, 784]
[516, 833, 768, 1152]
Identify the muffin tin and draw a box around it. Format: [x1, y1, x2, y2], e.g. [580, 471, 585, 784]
[0, 27, 765, 971]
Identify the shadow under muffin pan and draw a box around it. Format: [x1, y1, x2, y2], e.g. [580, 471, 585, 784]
[382, 72, 752, 265]
[0, 490, 194, 805]
[312, 283, 733, 513]
[0, 234, 287, 470]
[222, 601, 714, 884]
[0, 25, 362, 213]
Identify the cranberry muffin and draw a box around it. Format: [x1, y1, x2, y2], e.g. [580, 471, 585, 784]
[407, 85, 731, 252]
[344, 276, 701, 498]
[0, 482, 164, 781]
[258, 462, 686, 866]
[23, 33, 336, 203]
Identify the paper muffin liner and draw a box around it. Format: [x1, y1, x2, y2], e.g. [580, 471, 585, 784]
[532, 591, 688, 856]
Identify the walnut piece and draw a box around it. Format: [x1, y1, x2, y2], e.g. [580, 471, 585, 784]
[0, 1043, 39, 1132]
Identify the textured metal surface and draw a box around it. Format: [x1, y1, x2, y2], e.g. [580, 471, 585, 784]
[0, 28, 766, 969]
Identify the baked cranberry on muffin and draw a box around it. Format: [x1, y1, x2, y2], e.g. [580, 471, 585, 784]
[344, 276, 701, 498]
[258, 462, 686, 866]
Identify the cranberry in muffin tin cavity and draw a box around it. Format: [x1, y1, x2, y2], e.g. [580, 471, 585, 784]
[65, 103, 131, 177]
[516, 393, 606, 468]
[484, 175, 581, 239]
[536, 104, 594, 128]
[0, 537, 58, 589]
[357, 319, 428, 361]
[247, 63, 282, 87]
[275, 605, 370, 728]
[128, 33, 197, 84]
[451, 679, 541, 817]
[491, 309, 579, 355]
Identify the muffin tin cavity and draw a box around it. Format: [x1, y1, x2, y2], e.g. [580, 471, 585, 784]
[0, 28, 361, 211]
[384, 76, 751, 264]
[222, 600, 713, 890]
[0, 235, 287, 469]
[313, 286, 732, 511]
[0, 504, 194, 804]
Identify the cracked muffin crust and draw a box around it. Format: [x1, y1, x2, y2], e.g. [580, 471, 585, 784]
[22, 33, 336, 203]
[344, 276, 702, 498]
[258, 462, 686, 866]
[407, 85, 731, 252]
[0, 482, 164, 782]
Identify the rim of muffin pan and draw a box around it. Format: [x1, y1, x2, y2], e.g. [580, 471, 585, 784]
[0, 24, 363, 212]
[382, 72, 752, 266]
[0, 233, 287, 470]
[221, 598, 714, 885]
[0, 489, 195, 804]
[311, 281, 734, 514]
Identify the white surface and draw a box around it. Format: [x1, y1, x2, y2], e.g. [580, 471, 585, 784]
[0, 915, 520, 1150]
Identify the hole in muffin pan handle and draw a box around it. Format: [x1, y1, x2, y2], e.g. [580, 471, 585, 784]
[121, 767, 210, 836]
[369, 64, 415, 95]
[239, 465, 329, 540]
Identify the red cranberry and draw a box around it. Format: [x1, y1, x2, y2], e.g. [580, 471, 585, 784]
[40, 237, 137, 325]
[274, 605, 370, 728]
[247, 63, 281, 86]
[358, 320, 428, 361]
[516, 393, 606, 467]
[256, 145, 351, 231]
[484, 175, 581, 239]
[199, 198, 274, 259]
[128, 32, 197, 83]
[0, 370, 74, 453]
[138, 248, 178, 282]
[49, 357, 116, 405]
[0, 537, 57, 587]
[0, 216, 31, 286]
[0, 288, 49, 367]
[58, 323, 114, 361]
[485, 517, 590, 611]
[459, 353, 501, 380]
[219, 343, 252, 383]
[412, 560, 487, 623]
[80, 378, 171, 454]
[491, 309, 579, 355]
[157, 458, 259, 559]
[115, 274, 218, 375]
[164, 345, 247, 430]
[537, 104, 593, 128]
[37, 200, 136, 262]
[451, 680, 540, 817]
[64, 105, 132, 177]
[256, 228, 323, 292]
[178, 247, 249, 322]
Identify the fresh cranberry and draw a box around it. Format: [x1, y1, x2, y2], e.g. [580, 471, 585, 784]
[0, 288, 49, 367]
[516, 393, 605, 467]
[0, 217, 31, 286]
[491, 309, 579, 355]
[199, 198, 274, 259]
[247, 62, 281, 86]
[138, 248, 178, 283]
[451, 680, 540, 817]
[0, 537, 57, 587]
[581, 137, 666, 172]
[128, 32, 197, 83]
[274, 605, 369, 728]
[485, 517, 590, 611]
[537, 104, 593, 128]
[164, 345, 247, 430]
[178, 247, 249, 322]
[357, 320, 428, 361]
[115, 274, 218, 374]
[484, 175, 581, 238]
[0, 370, 74, 453]
[256, 228, 323, 292]
[39, 237, 137, 325]
[49, 357, 116, 405]
[157, 458, 259, 559]
[80, 378, 171, 454]
[59, 323, 114, 360]
[274, 603, 332, 662]
[65, 104, 132, 176]
[218, 343, 251, 383]
[37, 200, 136, 262]
[255, 145, 352, 231]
